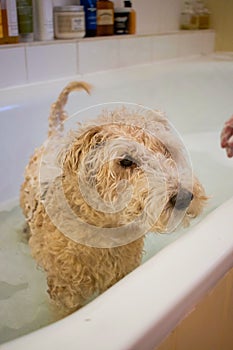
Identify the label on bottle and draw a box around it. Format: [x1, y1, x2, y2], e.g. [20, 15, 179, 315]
[87, 7, 96, 30]
[6, 0, 19, 36]
[71, 16, 85, 31]
[97, 9, 113, 25]
[114, 12, 129, 34]
[56, 13, 85, 34]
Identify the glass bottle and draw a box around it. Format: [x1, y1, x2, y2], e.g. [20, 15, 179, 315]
[96, 0, 114, 36]
[0, 0, 8, 43]
[195, 0, 210, 29]
[180, 1, 198, 30]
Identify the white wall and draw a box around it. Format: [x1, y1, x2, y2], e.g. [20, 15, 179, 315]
[52, 0, 183, 35]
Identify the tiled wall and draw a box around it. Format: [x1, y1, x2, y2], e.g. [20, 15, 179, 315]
[0, 31, 215, 89]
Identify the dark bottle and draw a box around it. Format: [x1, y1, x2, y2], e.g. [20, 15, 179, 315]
[96, 0, 114, 36]
[81, 0, 97, 37]
[124, 0, 136, 34]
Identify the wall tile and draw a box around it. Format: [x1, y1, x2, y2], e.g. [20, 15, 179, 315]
[0, 30, 215, 89]
[133, 0, 181, 34]
[119, 36, 151, 67]
[134, 0, 161, 34]
[178, 32, 203, 57]
[157, 0, 182, 33]
[0, 47, 27, 88]
[201, 31, 215, 55]
[78, 39, 119, 74]
[152, 34, 179, 61]
[26, 43, 77, 82]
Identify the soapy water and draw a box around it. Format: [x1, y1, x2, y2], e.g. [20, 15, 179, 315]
[0, 203, 190, 345]
[1, 132, 233, 344]
[0, 205, 55, 344]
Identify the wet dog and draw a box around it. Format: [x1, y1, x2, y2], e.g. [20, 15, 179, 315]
[20, 82, 207, 314]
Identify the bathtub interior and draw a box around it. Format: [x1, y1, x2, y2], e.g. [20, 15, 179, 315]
[0, 54, 233, 345]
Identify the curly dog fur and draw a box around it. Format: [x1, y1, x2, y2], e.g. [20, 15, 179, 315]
[20, 81, 208, 314]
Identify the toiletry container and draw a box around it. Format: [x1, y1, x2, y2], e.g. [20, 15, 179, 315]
[124, 0, 136, 34]
[96, 0, 114, 36]
[81, 0, 96, 37]
[0, 1, 4, 43]
[114, 7, 130, 35]
[0, 0, 19, 44]
[0, 0, 8, 44]
[34, 0, 53, 41]
[16, 0, 33, 42]
[195, 0, 210, 29]
[180, 0, 198, 30]
[6, 0, 19, 43]
[54, 6, 85, 39]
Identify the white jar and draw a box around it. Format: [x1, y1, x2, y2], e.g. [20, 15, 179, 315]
[54, 6, 85, 39]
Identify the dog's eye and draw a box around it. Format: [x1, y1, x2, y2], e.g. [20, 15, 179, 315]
[120, 156, 135, 168]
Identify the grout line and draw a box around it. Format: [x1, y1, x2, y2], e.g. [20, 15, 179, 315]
[76, 42, 80, 75]
[24, 46, 29, 82]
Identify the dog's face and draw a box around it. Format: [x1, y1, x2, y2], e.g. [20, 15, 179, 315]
[50, 108, 207, 247]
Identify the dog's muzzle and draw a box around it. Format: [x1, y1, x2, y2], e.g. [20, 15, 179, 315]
[170, 189, 194, 210]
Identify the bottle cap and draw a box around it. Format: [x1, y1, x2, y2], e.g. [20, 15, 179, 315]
[124, 1, 132, 8]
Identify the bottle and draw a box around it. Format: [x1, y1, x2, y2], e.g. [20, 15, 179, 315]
[124, 0, 136, 34]
[33, 0, 53, 41]
[180, 1, 198, 30]
[200, 6, 210, 29]
[195, 0, 210, 29]
[0, 2, 4, 43]
[16, 0, 33, 42]
[81, 0, 97, 37]
[96, 0, 114, 36]
[114, 7, 130, 35]
[54, 6, 85, 39]
[0, 0, 7, 43]
[0, 0, 19, 44]
[6, 0, 19, 43]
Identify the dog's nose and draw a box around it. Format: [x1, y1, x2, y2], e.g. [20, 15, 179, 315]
[170, 189, 194, 210]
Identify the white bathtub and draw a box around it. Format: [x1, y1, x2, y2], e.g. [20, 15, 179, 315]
[0, 53, 233, 349]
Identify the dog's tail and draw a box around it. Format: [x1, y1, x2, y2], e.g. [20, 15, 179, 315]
[48, 81, 92, 137]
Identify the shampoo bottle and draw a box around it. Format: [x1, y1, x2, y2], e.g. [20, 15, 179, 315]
[124, 0, 136, 34]
[96, 0, 114, 36]
[16, 0, 33, 42]
[6, 0, 19, 43]
[0, 0, 19, 44]
[180, 0, 198, 30]
[195, 0, 210, 29]
[81, 0, 97, 37]
[0, 0, 8, 43]
[0, 2, 4, 43]
[33, 0, 53, 41]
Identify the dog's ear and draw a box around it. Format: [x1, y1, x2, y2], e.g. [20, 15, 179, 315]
[61, 126, 103, 172]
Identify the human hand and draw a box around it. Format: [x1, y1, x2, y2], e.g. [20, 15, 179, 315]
[221, 115, 233, 158]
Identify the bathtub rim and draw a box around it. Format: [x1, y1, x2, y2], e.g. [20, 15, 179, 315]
[0, 196, 233, 350]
